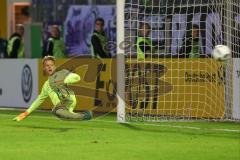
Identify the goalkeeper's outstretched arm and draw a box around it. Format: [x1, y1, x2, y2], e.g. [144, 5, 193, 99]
[13, 83, 49, 122]
[13, 72, 80, 122]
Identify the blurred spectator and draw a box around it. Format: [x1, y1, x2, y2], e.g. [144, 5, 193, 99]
[136, 22, 154, 60]
[91, 18, 111, 58]
[43, 25, 67, 58]
[0, 38, 8, 58]
[7, 24, 24, 58]
[179, 24, 201, 58]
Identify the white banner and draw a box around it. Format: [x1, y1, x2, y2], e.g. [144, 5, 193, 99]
[64, 5, 116, 56]
[233, 58, 240, 119]
[0, 60, 38, 108]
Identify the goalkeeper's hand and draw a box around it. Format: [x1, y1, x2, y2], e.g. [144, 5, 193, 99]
[13, 111, 29, 122]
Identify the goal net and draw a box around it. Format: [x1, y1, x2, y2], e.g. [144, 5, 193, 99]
[117, 0, 240, 122]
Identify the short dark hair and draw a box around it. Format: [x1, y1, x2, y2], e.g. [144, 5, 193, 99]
[139, 22, 150, 29]
[192, 24, 199, 29]
[95, 18, 105, 25]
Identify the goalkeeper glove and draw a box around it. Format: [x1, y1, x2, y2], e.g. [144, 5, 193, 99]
[13, 111, 29, 122]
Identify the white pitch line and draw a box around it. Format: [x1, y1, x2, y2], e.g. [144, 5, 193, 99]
[210, 128, 240, 133]
[1, 111, 240, 133]
[92, 119, 240, 133]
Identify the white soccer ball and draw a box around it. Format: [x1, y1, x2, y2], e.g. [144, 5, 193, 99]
[212, 45, 231, 61]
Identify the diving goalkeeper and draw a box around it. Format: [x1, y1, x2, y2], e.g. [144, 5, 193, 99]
[13, 56, 92, 121]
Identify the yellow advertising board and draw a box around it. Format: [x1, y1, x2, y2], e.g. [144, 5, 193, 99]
[124, 59, 225, 119]
[38, 58, 225, 118]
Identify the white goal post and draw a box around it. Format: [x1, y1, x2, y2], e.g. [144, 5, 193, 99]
[117, 0, 240, 122]
[117, 0, 126, 122]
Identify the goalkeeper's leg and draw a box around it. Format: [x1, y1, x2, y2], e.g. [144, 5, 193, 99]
[52, 96, 93, 121]
[67, 95, 77, 114]
[67, 95, 93, 120]
[52, 105, 93, 121]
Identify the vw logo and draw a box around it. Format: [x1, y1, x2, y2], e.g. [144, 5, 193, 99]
[21, 64, 32, 103]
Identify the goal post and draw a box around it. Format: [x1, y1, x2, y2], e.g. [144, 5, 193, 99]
[116, 0, 240, 122]
[117, 0, 126, 122]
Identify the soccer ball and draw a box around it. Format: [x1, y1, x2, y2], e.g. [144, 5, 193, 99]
[212, 45, 231, 61]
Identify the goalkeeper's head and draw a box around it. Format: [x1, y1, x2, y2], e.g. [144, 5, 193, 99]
[43, 56, 56, 76]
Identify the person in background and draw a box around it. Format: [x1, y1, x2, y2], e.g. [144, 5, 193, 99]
[7, 24, 24, 58]
[179, 24, 201, 58]
[0, 37, 8, 58]
[136, 22, 154, 60]
[91, 18, 111, 58]
[43, 25, 67, 58]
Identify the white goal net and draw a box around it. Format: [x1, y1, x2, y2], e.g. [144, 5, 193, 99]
[117, 0, 240, 122]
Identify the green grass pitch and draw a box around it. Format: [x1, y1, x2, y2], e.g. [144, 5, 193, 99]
[0, 109, 239, 160]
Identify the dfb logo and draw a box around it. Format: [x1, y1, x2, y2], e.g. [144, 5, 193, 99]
[21, 64, 32, 103]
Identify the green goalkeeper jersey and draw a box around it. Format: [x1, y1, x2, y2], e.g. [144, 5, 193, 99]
[26, 69, 80, 114]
